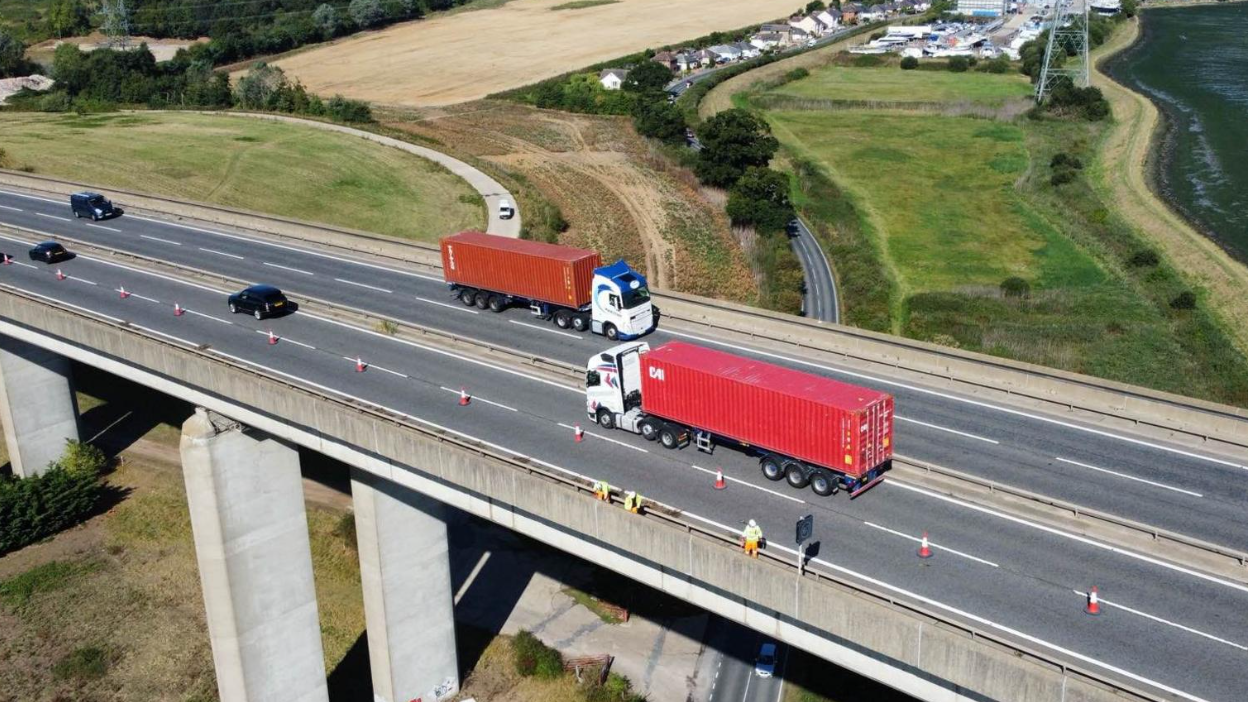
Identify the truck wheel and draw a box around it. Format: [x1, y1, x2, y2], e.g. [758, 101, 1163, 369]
[572, 315, 589, 332]
[488, 294, 506, 312]
[810, 472, 837, 497]
[596, 408, 615, 430]
[554, 310, 572, 329]
[760, 455, 785, 481]
[784, 462, 810, 488]
[459, 289, 476, 306]
[604, 324, 619, 341]
[659, 426, 679, 449]
[639, 419, 658, 441]
[474, 291, 490, 309]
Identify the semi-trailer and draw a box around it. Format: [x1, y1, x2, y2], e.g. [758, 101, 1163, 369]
[586, 340, 894, 497]
[440, 231, 657, 340]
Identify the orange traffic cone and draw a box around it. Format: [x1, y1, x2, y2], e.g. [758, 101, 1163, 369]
[714, 468, 726, 490]
[459, 387, 471, 406]
[574, 424, 584, 442]
[55, 268, 66, 280]
[268, 330, 279, 345]
[118, 286, 130, 299]
[2, 254, 11, 265]
[1085, 587, 1101, 616]
[918, 531, 932, 559]
[355, 357, 367, 373]
[173, 303, 184, 316]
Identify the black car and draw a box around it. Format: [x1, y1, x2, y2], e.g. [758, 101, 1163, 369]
[228, 284, 290, 320]
[70, 191, 120, 221]
[28, 241, 71, 263]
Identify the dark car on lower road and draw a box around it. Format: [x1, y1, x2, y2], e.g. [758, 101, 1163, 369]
[70, 192, 121, 221]
[228, 284, 291, 320]
[28, 241, 71, 263]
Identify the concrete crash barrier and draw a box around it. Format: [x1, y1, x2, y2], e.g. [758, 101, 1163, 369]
[0, 288, 1171, 702]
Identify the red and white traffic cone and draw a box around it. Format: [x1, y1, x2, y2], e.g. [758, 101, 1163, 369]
[267, 330, 278, 345]
[2, 254, 11, 265]
[118, 286, 130, 299]
[355, 357, 367, 373]
[173, 303, 184, 316]
[459, 387, 471, 406]
[918, 531, 933, 559]
[1085, 587, 1101, 616]
[714, 468, 726, 490]
[55, 268, 66, 280]
[574, 424, 584, 443]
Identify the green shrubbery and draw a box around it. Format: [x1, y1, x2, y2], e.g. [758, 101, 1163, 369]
[1000, 276, 1031, 298]
[0, 440, 107, 555]
[900, 56, 919, 70]
[1049, 151, 1085, 185]
[512, 630, 563, 679]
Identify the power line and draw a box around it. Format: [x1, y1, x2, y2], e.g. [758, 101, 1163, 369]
[100, 0, 133, 48]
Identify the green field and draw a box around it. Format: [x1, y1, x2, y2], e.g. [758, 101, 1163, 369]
[770, 66, 1033, 105]
[0, 112, 485, 241]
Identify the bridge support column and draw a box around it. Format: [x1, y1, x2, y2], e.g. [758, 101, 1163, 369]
[180, 408, 328, 702]
[352, 468, 459, 702]
[0, 336, 79, 478]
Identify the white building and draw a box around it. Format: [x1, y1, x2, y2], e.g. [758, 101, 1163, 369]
[598, 69, 629, 91]
[956, 0, 1008, 17]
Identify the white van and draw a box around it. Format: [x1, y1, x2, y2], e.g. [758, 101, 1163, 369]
[498, 199, 515, 220]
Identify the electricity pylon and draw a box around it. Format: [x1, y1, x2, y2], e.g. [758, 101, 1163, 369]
[1035, 0, 1089, 102]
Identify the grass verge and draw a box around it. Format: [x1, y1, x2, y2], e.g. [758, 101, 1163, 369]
[551, 0, 620, 9]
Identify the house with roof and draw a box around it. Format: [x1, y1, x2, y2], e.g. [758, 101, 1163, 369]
[707, 44, 742, 63]
[789, 26, 812, 43]
[598, 68, 629, 91]
[732, 41, 762, 59]
[750, 32, 784, 50]
[816, 9, 843, 30]
[842, 3, 864, 23]
[913, 0, 932, 10]
[759, 23, 798, 43]
[859, 4, 888, 22]
[651, 51, 679, 72]
[789, 13, 824, 36]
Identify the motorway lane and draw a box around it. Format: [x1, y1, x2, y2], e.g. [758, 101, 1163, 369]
[2, 188, 1246, 552]
[2, 250, 1247, 700]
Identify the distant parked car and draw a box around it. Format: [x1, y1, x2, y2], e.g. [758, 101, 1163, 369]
[28, 241, 70, 263]
[228, 284, 290, 320]
[70, 191, 120, 221]
[498, 199, 516, 220]
[755, 642, 777, 678]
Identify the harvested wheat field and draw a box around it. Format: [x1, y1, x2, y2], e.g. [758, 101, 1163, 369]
[382, 102, 755, 302]
[268, 0, 798, 106]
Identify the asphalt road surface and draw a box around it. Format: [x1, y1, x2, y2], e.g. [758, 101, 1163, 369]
[789, 217, 839, 323]
[1, 191, 1246, 701]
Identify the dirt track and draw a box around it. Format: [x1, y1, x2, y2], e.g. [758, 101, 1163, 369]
[267, 0, 798, 106]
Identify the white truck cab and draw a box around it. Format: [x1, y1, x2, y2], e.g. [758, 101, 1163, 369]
[591, 261, 656, 341]
[586, 341, 651, 432]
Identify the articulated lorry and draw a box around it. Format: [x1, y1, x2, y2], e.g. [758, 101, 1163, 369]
[586, 341, 894, 497]
[440, 231, 657, 340]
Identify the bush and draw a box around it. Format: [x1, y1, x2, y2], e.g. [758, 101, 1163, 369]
[326, 94, 373, 123]
[585, 672, 646, 702]
[947, 56, 969, 73]
[1128, 249, 1160, 268]
[784, 67, 810, 82]
[1050, 152, 1083, 170]
[694, 109, 779, 187]
[1170, 291, 1197, 310]
[979, 56, 1011, 74]
[512, 630, 562, 679]
[726, 167, 794, 234]
[0, 440, 106, 555]
[1050, 169, 1076, 186]
[900, 56, 919, 70]
[1000, 276, 1030, 299]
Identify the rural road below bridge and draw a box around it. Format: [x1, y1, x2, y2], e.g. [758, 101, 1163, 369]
[790, 216, 839, 323]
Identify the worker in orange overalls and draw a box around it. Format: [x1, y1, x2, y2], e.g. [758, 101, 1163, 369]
[743, 519, 763, 558]
[593, 480, 611, 501]
[624, 491, 644, 514]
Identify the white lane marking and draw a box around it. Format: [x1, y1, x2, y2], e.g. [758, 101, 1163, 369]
[76, 255, 232, 295]
[185, 309, 233, 325]
[35, 213, 70, 222]
[454, 551, 492, 604]
[1074, 591, 1248, 652]
[306, 313, 579, 395]
[681, 510, 1212, 702]
[126, 214, 437, 279]
[69, 276, 98, 286]
[887, 480, 1248, 594]
[141, 234, 182, 245]
[690, 464, 806, 504]
[131, 293, 161, 304]
[773, 644, 788, 702]
[0, 205, 23, 212]
[510, 319, 581, 339]
[418, 296, 479, 314]
[0, 283, 125, 323]
[340, 356, 407, 377]
[85, 223, 122, 233]
[200, 247, 244, 260]
[129, 324, 201, 347]
[442, 386, 518, 412]
[861, 521, 999, 567]
[334, 278, 393, 294]
[0, 189, 62, 205]
[1054, 457, 1204, 498]
[740, 663, 752, 702]
[896, 415, 999, 445]
[664, 329, 1247, 471]
[263, 261, 314, 276]
[11, 261, 37, 269]
[558, 422, 648, 453]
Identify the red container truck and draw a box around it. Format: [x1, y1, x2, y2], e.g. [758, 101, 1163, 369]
[440, 231, 656, 339]
[586, 340, 893, 497]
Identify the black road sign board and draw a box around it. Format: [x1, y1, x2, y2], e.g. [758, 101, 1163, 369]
[796, 514, 813, 546]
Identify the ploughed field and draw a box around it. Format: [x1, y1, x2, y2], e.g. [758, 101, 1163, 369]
[264, 0, 803, 107]
[0, 112, 484, 241]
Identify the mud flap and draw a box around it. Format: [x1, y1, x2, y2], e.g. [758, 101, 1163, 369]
[849, 474, 885, 499]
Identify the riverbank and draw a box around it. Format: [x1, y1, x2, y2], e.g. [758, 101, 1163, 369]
[1091, 15, 1248, 358]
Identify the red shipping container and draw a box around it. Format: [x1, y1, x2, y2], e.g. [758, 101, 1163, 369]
[640, 342, 893, 477]
[440, 231, 601, 308]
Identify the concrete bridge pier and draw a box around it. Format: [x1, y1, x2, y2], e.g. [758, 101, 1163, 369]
[351, 468, 460, 702]
[0, 335, 80, 477]
[180, 407, 329, 702]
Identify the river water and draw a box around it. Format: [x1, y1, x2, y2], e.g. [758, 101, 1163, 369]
[1106, 4, 1248, 261]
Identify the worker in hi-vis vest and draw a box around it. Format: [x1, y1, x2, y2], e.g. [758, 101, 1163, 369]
[743, 519, 763, 557]
[624, 491, 643, 514]
[593, 480, 611, 501]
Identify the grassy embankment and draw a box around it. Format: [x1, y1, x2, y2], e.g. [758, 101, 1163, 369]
[0, 112, 485, 242]
[0, 371, 366, 700]
[746, 55, 1248, 405]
